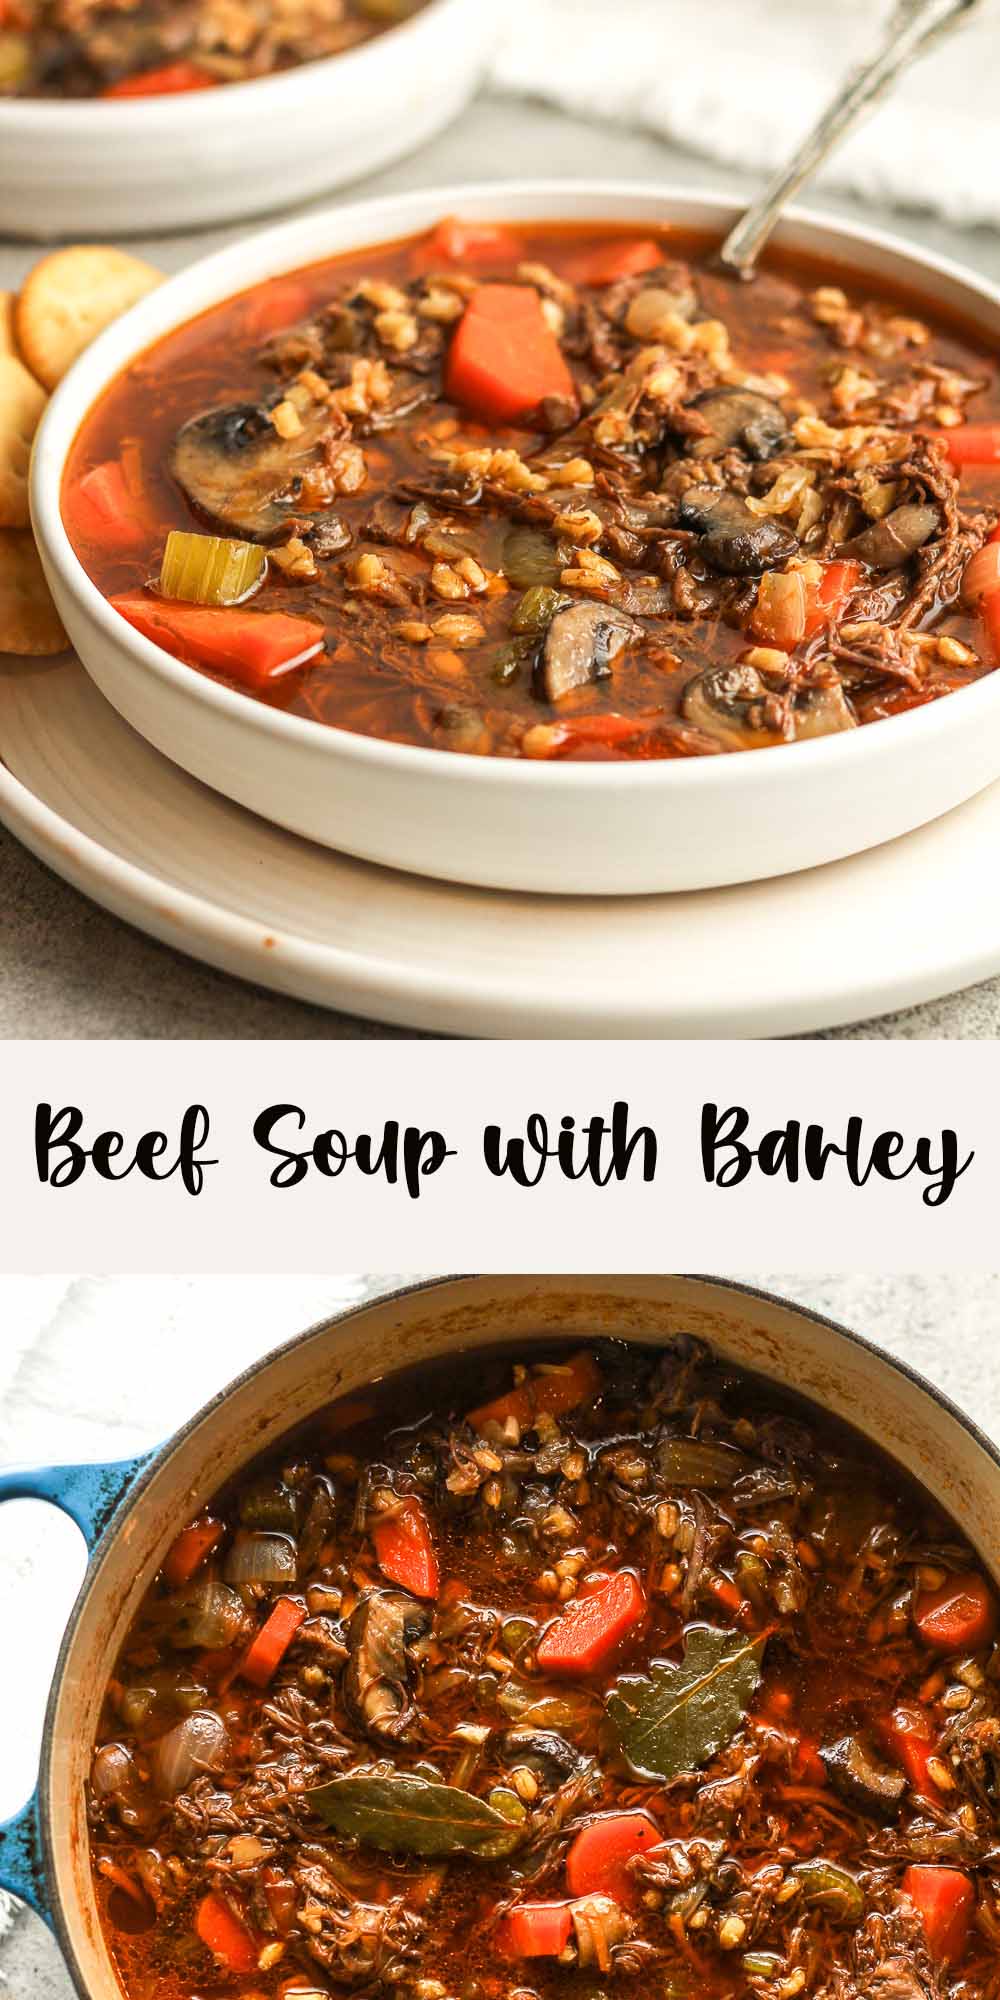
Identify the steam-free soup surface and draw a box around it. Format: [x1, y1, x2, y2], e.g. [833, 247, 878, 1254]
[63, 220, 1000, 764]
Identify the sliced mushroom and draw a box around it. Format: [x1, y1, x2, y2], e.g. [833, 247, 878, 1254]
[843, 503, 939, 570]
[682, 661, 782, 749]
[819, 1734, 906, 1820]
[171, 397, 341, 542]
[791, 680, 857, 740]
[679, 487, 798, 575]
[689, 388, 787, 462]
[500, 1727, 587, 1787]
[297, 1475, 337, 1574]
[343, 1588, 430, 1744]
[538, 601, 643, 703]
[90, 1742, 139, 1803]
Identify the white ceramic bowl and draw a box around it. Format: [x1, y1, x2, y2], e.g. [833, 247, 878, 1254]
[3, 1273, 1000, 1990]
[0, 0, 493, 239]
[32, 179, 1000, 896]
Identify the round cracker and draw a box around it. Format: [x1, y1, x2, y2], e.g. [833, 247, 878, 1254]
[0, 352, 47, 529]
[0, 529, 68, 656]
[16, 245, 162, 390]
[0, 292, 17, 359]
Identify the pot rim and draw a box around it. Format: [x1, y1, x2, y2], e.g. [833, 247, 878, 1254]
[36, 1271, 1000, 1997]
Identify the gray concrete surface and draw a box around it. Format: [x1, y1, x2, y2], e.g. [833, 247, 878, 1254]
[2, 1269, 999, 1994]
[4, 93, 1000, 1037]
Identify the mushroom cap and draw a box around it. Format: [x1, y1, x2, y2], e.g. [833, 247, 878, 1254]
[539, 600, 643, 703]
[678, 487, 798, 575]
[688, 387, 787, 462]
[843, 501, 940, 570]
[171, 396, 341, 542]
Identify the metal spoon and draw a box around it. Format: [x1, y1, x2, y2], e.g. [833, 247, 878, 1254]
[717, 0, 982, 277]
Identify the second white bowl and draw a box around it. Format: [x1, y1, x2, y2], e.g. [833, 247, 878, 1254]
[0, 0, 493, 239]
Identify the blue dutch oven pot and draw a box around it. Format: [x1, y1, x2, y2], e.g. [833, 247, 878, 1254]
[1, 1275, 998, 1995]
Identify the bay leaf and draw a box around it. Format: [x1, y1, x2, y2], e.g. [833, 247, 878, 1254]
[606, 1623, 766, 1782]
[306, 1770, 522, 1858]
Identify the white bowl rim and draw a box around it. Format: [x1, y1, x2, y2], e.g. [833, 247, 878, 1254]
[33, 174, 1000, 799]
[0, 0, 466, 128]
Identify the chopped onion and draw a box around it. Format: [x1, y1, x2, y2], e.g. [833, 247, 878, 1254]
[571, 1894, 629, 1972]
[153, 1709, 230, 1798]
[91, 1742, 136, 1799]
[224, 1529, 298, 1589]
[962, 541, 1000, 606]
[751, 570, 807, 649]
[118, 1666, 206, 1730]
[169, 1579, 245, 1650]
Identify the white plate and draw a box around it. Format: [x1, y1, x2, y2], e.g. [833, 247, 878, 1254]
[0, 0, 492, 239]
[33, 181, 1000, 894]
[2, 648, 999, 1037]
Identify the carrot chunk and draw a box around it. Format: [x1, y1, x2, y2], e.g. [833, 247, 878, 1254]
[932, 422, 1000, 468]
[242, 278, 314, 341]
[195, 1892, 260, 1973]
[880, 1705, 940, 1802]
[535, 1570, 645, 1676]
[913, 1572, 997, 1654]
[424, 218, 520, 265]
[71, 461, 149, 551]
[161, 1517, 224, 1589]
[372, 1497, 439, 1600]
[574, 238, 664, 286]
[903, 1866, 974, 1964]
[103, 61, 215, 95]
[240, 1598, 306, 1689]
[445, 285, 577, 427]
[467, 1349, 601, 1436]
[110, 593, 324, 689]
[566, 1810, 661, 1911]
[801, 559, 860, 639]
[498, 1902, 573, 1958]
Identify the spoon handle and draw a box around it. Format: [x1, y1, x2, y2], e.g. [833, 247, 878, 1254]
[717, 0, 980, 276]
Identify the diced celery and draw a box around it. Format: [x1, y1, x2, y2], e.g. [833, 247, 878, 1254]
[511, 585, 568, 635]
[0, 34, 29, 90]
[492, 636, 534, 685]
[159, 530, 267, 608]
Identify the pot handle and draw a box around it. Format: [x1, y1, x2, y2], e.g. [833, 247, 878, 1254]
[0, 1452, 152, 1921]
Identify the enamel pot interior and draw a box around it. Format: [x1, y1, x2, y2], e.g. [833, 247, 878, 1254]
[43, 1273, 1000, 1998]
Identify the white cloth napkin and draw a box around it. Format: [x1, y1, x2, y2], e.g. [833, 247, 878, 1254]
[493, 0, 1000, 226]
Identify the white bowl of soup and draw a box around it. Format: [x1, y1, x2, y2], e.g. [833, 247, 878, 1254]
[32, 180, 1000, 894]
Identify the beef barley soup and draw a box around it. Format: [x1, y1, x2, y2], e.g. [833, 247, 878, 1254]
[88, 1337, 1000, 2000]
[0, 0, 427, 98]
[62, 219, 1000, 763]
